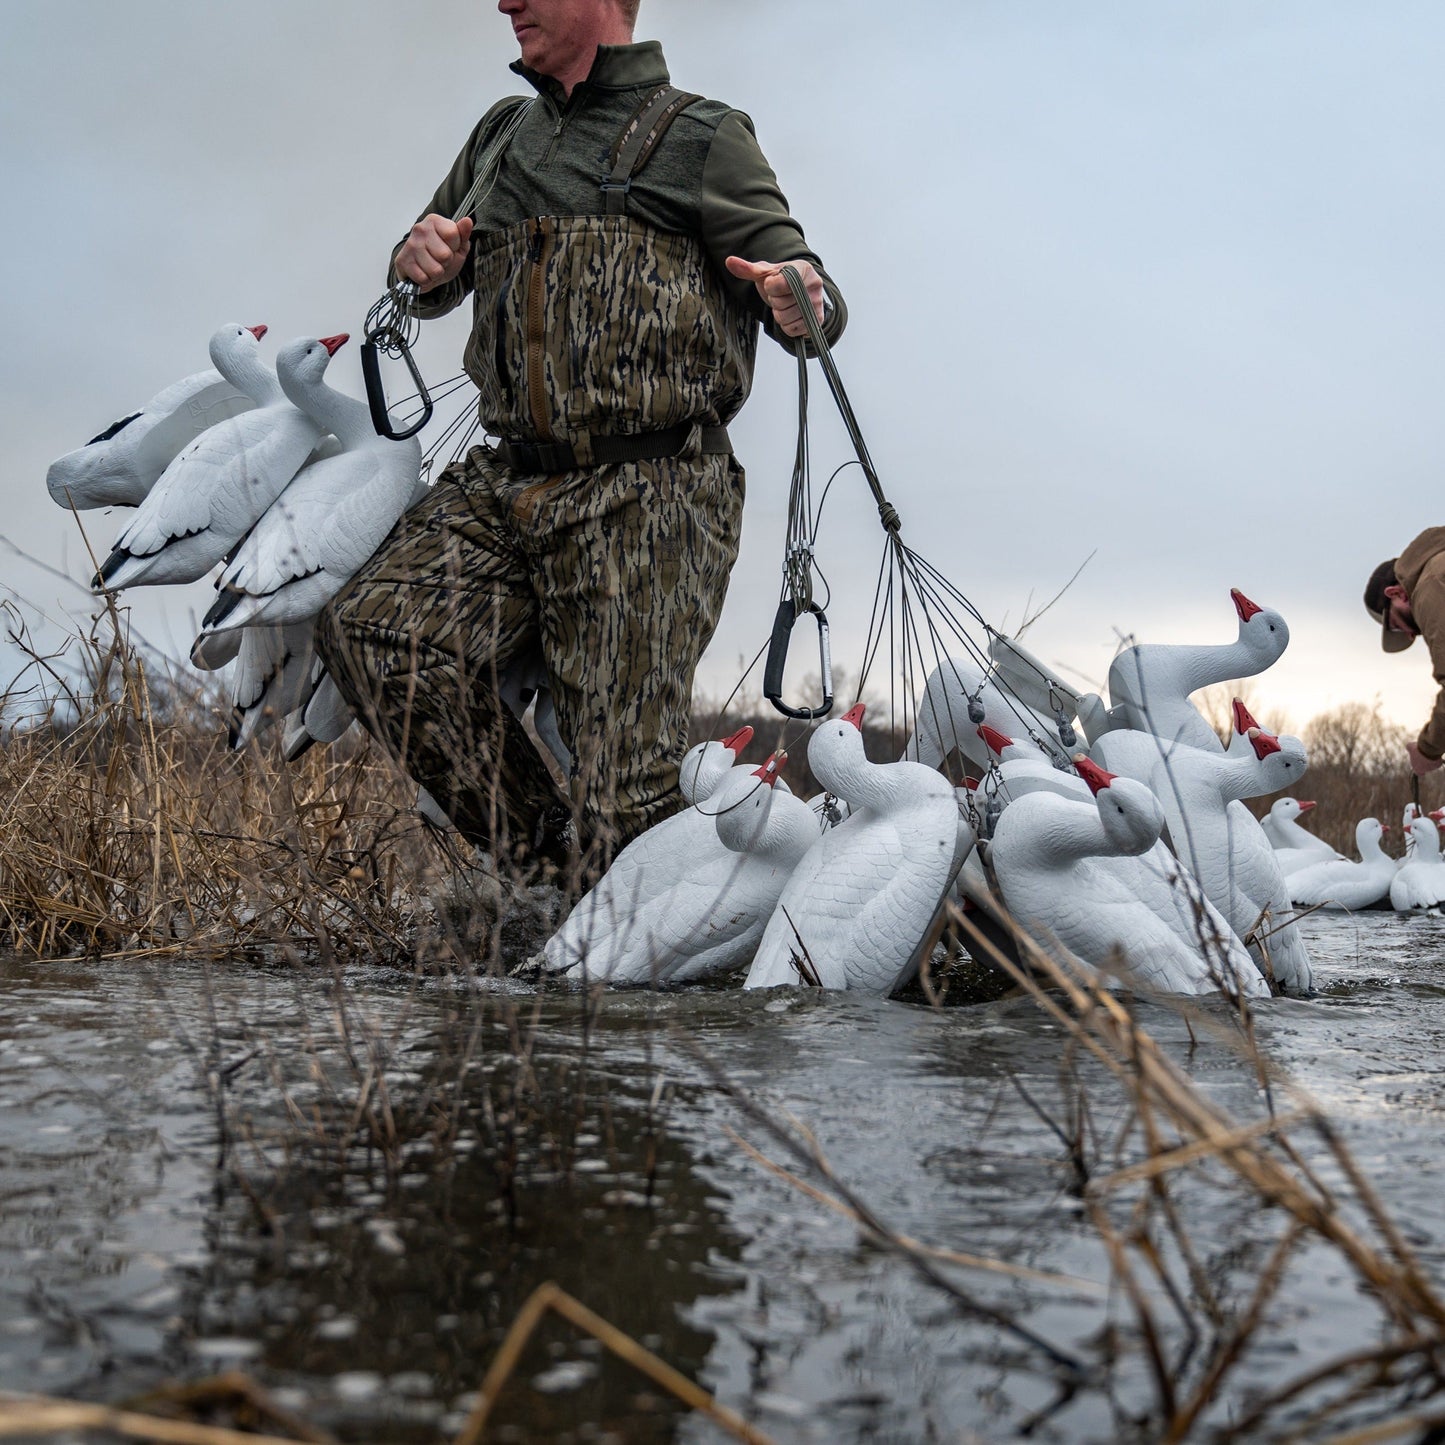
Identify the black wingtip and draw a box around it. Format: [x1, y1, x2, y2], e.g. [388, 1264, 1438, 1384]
[202, 588, 241, 630]
[93, 548, 130, 591]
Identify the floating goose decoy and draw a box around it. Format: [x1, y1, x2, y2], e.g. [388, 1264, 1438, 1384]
[541, 726, 756, 975]
[496, 647, 571, 779]
[977, 727, 1259, 994]
[746, 703, 973, 994]
[561, 755, 818, 985]
[1264, 797, 1343, 877]
[988, 756, 1268, 998]
[94, 325, 326, 591]
[1401, 802, 1423, 862]
[47, 337, 259, 510]
[1390, 814, 1445, 912]
[1148, 727, 1313, 993]
[1107, 588, 1288, 752]
[1289, 819, 1395, 911]
[196, 335, 424, 638]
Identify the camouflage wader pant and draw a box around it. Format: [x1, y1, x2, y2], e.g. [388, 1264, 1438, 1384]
[314, 439, 744, 867]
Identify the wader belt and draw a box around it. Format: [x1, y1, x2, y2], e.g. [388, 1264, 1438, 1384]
[493, 422, 730, 476]
[601, 85, 702, 215]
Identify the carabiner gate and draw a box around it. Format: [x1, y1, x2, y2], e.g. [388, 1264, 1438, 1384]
[361, 327, 433, 442]
[763, 598, 834, 721]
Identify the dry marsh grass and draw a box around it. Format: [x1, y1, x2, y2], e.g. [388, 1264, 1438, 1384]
[0, 606, 464, 964]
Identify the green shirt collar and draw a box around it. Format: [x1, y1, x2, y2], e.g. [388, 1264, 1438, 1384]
[511, 39, 670, 102]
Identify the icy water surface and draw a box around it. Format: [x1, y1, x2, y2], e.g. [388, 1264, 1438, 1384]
[2, 911, 1445, 1441]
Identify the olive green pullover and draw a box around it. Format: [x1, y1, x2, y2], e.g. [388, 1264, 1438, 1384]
[395, 40, 846, 351]
[1394, 527, 1445, 760]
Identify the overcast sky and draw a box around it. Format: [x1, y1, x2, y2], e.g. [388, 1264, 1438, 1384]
[4, 0, 1443, 739]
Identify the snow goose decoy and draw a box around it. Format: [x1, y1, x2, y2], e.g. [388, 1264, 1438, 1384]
[561, 754, 818, 985]
[984, 632, 1084, 724]
[194, 334, 424, 639]
[745, 702, 974, 994]
[988, 756, 1268, 998]
[1264, 797, 1343, 877]
[905, 654, 1079, 777]
[1149, 727, 1313, 993]
[541, 726, 757, 974]
[47, 336, 260, 511]
[976, 728, 1261, 995]
[1107, 588, 1288, 752]
[1390, 814, 1445, 912]
[93, 325, 326, 591]
[1289, 819, 1395, 911]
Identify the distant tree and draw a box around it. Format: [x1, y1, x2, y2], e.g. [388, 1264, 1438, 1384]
[1190, 681, 1292, 748]
[1303, 702, 1407, 776]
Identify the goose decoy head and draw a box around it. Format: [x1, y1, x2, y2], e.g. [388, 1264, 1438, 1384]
[1231, 696, 1261, 734]
[722, 725, 754, 755]
[977, 723, 1013, 757]
[754, 751, 786, 786]
[1248, 727, 1281, 760]
[1231, 587, 1262, 622]
[1073, 755, 1117, 796]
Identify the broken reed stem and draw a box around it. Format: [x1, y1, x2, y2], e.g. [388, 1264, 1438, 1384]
[0, 1395, 314, 1445]
[452, 1282, 776, 1445]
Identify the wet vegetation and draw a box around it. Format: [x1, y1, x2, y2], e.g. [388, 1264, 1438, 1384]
[3, 614, 1445, 1441]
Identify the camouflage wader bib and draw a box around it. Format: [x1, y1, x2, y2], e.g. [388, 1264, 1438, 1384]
[317, 207, 757, 869]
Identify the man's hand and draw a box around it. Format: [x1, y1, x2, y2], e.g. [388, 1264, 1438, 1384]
[394, 214, 474, 293]
[1406, 740, 1441, 777]
[725, 256, 825, 338]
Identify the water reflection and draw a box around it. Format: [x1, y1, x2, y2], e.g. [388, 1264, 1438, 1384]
[1, 909, 1444, 1441]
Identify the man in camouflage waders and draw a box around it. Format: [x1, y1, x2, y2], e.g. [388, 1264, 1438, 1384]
[317, 0, 846, 874]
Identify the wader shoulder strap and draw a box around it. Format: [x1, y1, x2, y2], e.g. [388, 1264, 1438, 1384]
[601, 84, 702, 215]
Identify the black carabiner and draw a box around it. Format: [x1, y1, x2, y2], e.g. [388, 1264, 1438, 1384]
[763, 598, 834, 721]
[361, 329, 433, 441]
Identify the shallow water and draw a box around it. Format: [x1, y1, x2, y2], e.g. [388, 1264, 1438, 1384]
[2, 911, 1445, 1442]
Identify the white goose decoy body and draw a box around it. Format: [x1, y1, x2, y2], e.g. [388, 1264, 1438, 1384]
[905, 655, 1079, 777]
[94, 325, 324, 591]
[988, 756, 1268, 998]
[47, 343, 259, 511]
[1147, 727, 1313, 994]
[746, 702, 973, 995]
[229, 622, 316, 751]
[1107, 588, 1288, 752]
[1265, 797, 1344, 877]
[1390, 816, 1445, 912]
[542, 726, 756, 974]
[972, 726, 1260, 991]
[1289, 819, 1396, 911]
[197, 334, 424, 638]
[563, 754, 818, 985]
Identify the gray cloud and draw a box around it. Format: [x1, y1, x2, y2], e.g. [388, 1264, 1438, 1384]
[4, 0, 1441, 733]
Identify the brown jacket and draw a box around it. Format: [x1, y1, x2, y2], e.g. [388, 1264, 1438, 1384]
[1395, 526, 1445, 759]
